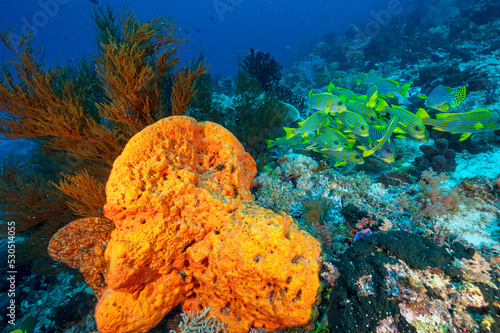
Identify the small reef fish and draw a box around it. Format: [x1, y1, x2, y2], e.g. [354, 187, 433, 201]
[315, 148, 364, 166]
[267, 134, 305, 148]
[283, 111, 329, 139]
[416, 108, 500, 141]
[361, 69, 382, 85]
[362, 116, 399, 163]
[88, 0, 100, 4]
[305, 132, 345, 151]
[318, 126, 350, 144]
[346, 100, 379, 124]
[336, 111, 370, 137]
[366, 80, 412, 99]
[315, 147, 364, 166]
[328, 83, 359, 100]
[377, 100, 428, 141]
[362, 70, 412, 99]
[423, 85, 467, 112]
[308, 90, 346, 113]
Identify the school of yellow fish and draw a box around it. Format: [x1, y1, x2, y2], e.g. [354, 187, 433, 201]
[268, 70, 500, 167]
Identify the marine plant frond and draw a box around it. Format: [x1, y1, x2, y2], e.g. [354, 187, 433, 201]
[51, 169, 106, 218]
[53, 56, 106, 123]
[94, 8, 185, 132]
[0, 31, 104, 153]
[90, 4, 123, 53]
[171, 54, 209, 116]
[0, 154, 67, 234]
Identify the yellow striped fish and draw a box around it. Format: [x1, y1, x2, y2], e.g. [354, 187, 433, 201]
[267, 134, 305, 148]
[336, 111, 370, 137]
[308, 90, 346, 113]
[377, 100, 428, 141]
[366, 79, 412, 99]
[314, 147, 364, 166]
[346, 100, 379, 124]
[283, 111, 329, 139]
[362, 116, 399, 163]
[305, 125, 350, 150]
[416, 108, 500, 141]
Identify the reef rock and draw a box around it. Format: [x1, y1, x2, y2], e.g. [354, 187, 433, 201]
[327, 231, 500, 333]
[91, 116, 322, 333]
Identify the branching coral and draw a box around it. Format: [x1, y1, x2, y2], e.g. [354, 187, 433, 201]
[417, 169, 473, 217]
[240, 48, 282, 92]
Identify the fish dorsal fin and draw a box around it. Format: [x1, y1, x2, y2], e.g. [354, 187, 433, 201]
[445, 86, 453, 93]
[328, 82, 335, 92]
[386, 79, 400, 86]
[435, 112, 458, 119]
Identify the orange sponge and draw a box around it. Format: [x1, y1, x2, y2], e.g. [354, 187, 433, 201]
[48, 217, 114, 297]
[54, 116, 323, 333]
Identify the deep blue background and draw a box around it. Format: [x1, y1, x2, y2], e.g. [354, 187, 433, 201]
[0, 0, 417, 157]
[0, 0, 411, 76]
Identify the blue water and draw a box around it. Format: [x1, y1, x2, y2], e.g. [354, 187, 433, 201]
[0, 0, 415, 159]
[0, 0, 413, 76]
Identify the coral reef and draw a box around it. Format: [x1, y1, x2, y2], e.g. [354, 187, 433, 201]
[170, 307, 225, 333]
[275, 153, 319, 185]
[410, 138, 457, 175]
[51, 116, 322, 333]
[327, 231, 500, 333]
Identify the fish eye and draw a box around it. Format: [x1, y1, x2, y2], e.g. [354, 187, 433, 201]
[337, 101, 343, 106]
[335, 141, 339, 145]
[415, 126, 421, 131]
[361, 125, 366, 130]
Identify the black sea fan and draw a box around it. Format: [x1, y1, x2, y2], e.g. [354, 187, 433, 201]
[240, 48, 282, 92]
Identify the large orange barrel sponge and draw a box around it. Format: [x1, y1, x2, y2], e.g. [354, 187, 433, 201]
[94, 116, 322, 333]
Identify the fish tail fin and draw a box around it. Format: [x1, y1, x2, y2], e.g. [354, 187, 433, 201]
[416, 108, 430, 122]
[308, 89, 313, 98]
[375, 98, 389, 112]
[328, 82, 335, 92]
[283, 127, 296, 140]
[266, 139, 275, 148]
[367, 90, 378, 108]
[401, 82, 412, 98]
[450, 85, 467, 108]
